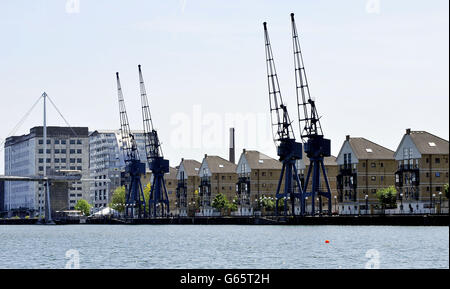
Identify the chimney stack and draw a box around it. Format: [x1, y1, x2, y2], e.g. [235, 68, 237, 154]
[406, 128, 411, 135]
[346, 135, 350, 141]
[229, 128, 235, 163]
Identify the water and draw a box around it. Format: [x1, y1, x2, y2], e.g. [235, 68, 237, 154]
[0, 225, 448, 269]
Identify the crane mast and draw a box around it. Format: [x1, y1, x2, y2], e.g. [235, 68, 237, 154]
[291, 13, 332, 216]
[264, 22, 303, 217]
[138, 65, 170, 218]
[116, 72, 146, 219]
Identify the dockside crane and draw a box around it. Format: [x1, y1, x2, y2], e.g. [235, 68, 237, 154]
[291, 13, 332, 215]
[138, 65, 170, 218]
[116, 72, 147, 219]
[263, 22, 304, 217]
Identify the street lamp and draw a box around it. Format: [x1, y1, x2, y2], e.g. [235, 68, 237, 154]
[334, 195, 337, 215]
[432, 194, 436, 214]
[438, 192, 442, 214]
[365, 194, 368, 215]
[316, 197, 320, 216]
[305, 197, 309, 216]
[400, 193, 404, 214]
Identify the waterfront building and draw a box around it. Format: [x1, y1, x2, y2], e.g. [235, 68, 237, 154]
[235, 149, 282, 216]
[176, 159, 201, 217]
[336, 135, 396, 215]
[394, 129, 449, 213]
[0, 180, 4, 213]
[89, 130, 146, 211]
[297, 153, 339, 214]
[198, 155, 237, 216]
[4, 126, 89, 214]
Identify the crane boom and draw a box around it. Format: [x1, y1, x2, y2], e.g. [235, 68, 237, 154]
[291, 13, 324, 140]
[139, 65, 163, 160]
[264, 22, 295, 146]
[116, 72, 139, 162]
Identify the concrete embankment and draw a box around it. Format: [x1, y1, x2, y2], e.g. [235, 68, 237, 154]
[1, 215, 448, 226]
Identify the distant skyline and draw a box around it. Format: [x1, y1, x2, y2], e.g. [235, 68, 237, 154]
[1, 0, 449, 173]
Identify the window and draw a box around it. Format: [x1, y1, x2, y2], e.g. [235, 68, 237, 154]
[39, 166, 43, 171]
[70, 166, 76, 170]
[77, 149, 82, 154]
[70, 158, 75, 163]
[61, 140, 66, 145]
[435, 172, 440, 178]
[435, 158, 440, 164]
[38, 149, 43, 154]
[380, 163, 384, 168]
[61, 149, 66, 154]
[55, 159, 60, 163]
[70, 140, 76, 145]
[77, 140, 82, 145]
[371, 176, 376, 181]
[371, 163, 376, 168]
[77, 158, 82, 163]
[55, 140, 60, 144]
[47, 140, 51, 144]
[363, 162, 366, 168]
[61, 159, 66, 163]
[77, 166, 82, 170]
[38, 158, 43, 163]
[70, 149, 75, 154]
[38, 140, 43, 145]
[55, 149, 60, 154]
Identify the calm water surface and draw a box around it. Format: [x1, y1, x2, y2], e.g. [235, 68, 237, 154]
[0, 225, 448, 269]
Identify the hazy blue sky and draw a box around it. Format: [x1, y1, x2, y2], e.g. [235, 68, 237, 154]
[1, 0, 448, 173]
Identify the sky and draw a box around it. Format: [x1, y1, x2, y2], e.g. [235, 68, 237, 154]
[0, 0, 449, 173]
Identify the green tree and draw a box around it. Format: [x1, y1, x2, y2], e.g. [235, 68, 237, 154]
[376, 186, 397, 210]
[110, 186, 126, 213]
[74, 199, 92, 216]
[444, 183, 449, 199]
[212, 193, 229, 211]
[226, 196, 238, 212]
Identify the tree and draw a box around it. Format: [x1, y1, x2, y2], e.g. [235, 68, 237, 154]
[110, 186, 126, 213]
[376, 186, 397, 210]
[212, 193, 229, 211]
[74, 199, 92, 216]
[444, 183, 449, 199]
[226, 196, 238, 212]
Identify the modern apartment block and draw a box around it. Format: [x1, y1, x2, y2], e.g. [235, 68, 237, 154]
[198, 155, 237, 216]
[297, 153, 339, 214]
[336, 135, 396, 214]
[4, 126, 89, 214]
[0, 180, 4, 213]
[176, 159, 201, 217]
[394, 129, 449, 213]
[236, 149, 282, 216]
[89, 130, 147, 210]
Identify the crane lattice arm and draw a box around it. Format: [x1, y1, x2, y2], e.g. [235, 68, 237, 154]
[291, 13, 323, 141]
[138, 65, 163, 160]
[264, 22, 295, 146]
[116, 72, 140, 162]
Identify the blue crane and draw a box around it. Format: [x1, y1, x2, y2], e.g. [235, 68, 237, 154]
[291, 13, 333, 216]
[116, 72, 147, 219]
[263, 22, 304, 217]
[138, 65, 170, 218]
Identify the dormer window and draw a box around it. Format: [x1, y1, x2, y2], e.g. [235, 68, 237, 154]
[428, 142, 436, 147]
[366, 148, 373, 153]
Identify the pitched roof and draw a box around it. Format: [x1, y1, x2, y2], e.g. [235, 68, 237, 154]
[409, 131, 449, 155]
[348, 137, 394, 160]
[204, 155, 237, 174]
[302, 151, 337, 166]
[242, 150, 282, 170]
[181, 159, 201, 176]
[166, 167, 178, 180]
